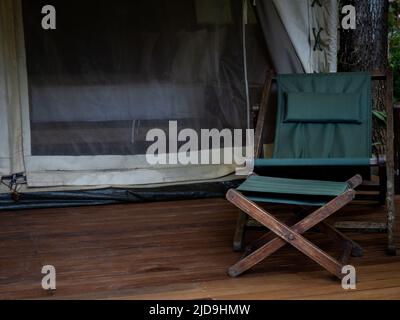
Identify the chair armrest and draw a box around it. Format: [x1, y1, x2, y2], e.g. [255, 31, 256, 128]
[254, 158, 372, 167]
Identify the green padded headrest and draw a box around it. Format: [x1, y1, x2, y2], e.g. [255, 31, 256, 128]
[284, 92, 361, 124]
[274, 72, 372, 159]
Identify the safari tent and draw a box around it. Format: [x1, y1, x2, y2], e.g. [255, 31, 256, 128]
[0, 0, 338, 197]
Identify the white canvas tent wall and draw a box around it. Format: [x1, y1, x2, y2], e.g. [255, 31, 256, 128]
[0, 0, 338, 196]
[272, 0, 338, 73]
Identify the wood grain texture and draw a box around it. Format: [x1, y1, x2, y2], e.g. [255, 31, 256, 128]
[254, 72, 273, 158]
[0, 197, 399, 300]
[226, 190, 355, 278]
[385, 69, 397, 254]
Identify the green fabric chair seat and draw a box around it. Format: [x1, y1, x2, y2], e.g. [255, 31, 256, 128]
[237, 176, 350, 206]
[238, 175, 349, 196]
[244, 196, 327, 206]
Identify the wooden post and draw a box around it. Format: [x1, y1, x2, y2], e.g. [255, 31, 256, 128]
[386, 70, 397, 255]
[233, 210, 248, 252]
[394, 103, 400, 194]
[254, 71, 275, 158]
[232, 71, 275, 251]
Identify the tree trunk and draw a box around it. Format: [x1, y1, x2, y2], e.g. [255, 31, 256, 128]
[339, 0, 389, 156]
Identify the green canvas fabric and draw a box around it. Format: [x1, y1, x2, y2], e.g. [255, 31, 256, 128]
[235, 73, 371, 206]
[254, 158, 370, 167]
[237, 175, 350, 196]
[274, 72, 372, 159]
[245, 196, 327, 206]
[285, 92, 361, 123]
[237, 175, 350, 206]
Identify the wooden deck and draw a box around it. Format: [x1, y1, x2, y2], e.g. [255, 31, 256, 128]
[0, 197, 399, 300]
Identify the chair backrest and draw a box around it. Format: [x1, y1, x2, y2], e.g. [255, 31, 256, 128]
[273, 72, 372, 160]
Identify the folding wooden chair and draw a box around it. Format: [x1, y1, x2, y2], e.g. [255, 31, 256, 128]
[228, 71, 396, 278]
[227, 174, 363, 279]
[233, 71, 396, 256]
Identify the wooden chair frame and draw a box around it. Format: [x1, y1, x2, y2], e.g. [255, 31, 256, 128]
[228, 175, 363, 278]
[234, 70, 397, 256]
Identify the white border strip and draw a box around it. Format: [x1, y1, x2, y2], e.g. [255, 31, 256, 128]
[27, 164, 236, 187]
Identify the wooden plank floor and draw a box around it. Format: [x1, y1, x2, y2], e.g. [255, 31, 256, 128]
[0, 197, 399, 300]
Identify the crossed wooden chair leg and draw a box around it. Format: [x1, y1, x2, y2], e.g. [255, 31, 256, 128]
[226, 188, 358, 279]
[241, 216, 363, 263]
[294, 206, 364, 262]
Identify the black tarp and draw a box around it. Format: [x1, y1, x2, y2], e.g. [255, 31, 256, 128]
[0, 180, 243, 211]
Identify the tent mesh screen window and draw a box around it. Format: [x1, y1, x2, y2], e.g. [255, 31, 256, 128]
[22, 0, 269, 156]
